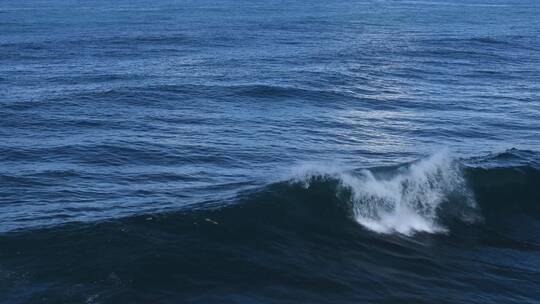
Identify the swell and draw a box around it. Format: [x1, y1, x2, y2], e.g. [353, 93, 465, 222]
[2, 150, 540, 236]
[1, 84, 350, 111]
[0, 143, 237, 166]
[2, 151, 540, 302]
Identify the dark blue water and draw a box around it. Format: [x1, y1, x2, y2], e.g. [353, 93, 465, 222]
[1, 0, 540, 303]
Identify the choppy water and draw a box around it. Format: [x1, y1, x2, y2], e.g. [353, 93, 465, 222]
[1, 0, 540, 303]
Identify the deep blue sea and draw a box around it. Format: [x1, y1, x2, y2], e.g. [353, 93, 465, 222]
[1, 0, 540, 303]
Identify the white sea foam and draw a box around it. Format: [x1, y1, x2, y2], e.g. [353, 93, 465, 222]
[290, 150, 476, 236]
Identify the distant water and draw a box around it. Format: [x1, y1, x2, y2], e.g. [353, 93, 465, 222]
[1, 0, 540, 303]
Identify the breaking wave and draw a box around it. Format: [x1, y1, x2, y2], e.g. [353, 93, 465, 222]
[2, 149, 540, 303]
[289, 150, 478, 235]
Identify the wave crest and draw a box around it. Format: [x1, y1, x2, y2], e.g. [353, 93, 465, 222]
[291, 151, 478, 236]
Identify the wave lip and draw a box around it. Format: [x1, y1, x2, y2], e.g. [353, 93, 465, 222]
[293, 150, 478, 236]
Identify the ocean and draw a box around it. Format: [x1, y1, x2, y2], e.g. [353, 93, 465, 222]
[1, 0, 540, 303]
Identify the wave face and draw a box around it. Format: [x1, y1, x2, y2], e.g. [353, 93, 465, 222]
[2, 150, 540, 303]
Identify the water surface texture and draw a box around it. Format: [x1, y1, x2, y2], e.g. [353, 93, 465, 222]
[1, 0, 540, 303]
